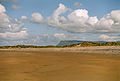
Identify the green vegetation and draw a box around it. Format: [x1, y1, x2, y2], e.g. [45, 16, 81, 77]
[66, 42, 120, 47]
[0, 42, 120, 48]
[0, 45, 64, 49]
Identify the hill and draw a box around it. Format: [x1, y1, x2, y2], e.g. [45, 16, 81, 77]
[57, 40, 106, 46]
[66, 41, 120, 47]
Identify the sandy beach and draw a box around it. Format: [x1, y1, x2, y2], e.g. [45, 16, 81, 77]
[0, 46, 120, 81]
[1, 46, 120, 54]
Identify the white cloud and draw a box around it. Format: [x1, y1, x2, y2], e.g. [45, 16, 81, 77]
[68, 9, 89, 22]
[110, 10, 120, 22]
[46, 4, 92, 32]
[1, 3, 120, 34]
[45, 4, 120, 33]
[67, 9, 89, 27]
[12, 5, 21, 10]
[54, 33, 66, 40]
[52, 3, 68, 19]
[87, 16, 98, 26]
[98, 34, 120, 41]
[0, 4, 9, 31]
[8, 21, 24, 32]
[98, 34, 110, 40]
[0, 29, 28, 40]
[0, 13, 10, 30]
[0, 4, 6, 13]
[0, 4, 28, 40]
[29, 3, 120, 33]
[47, 3, 68, 27]
[31, 13, 44, 23]
[46, 6, 97, 32]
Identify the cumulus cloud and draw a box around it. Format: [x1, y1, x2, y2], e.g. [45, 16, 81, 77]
[12, 5, 21, 10]
[111, 10, 120, 22]
[46, 5, 96, 32]
[0, 4, 28, 40]
[31, 13, 44, 23]
[0, 4, 10, 32]
[0, 4, 6, 13]
[28, 3, 120, 33]
[0, 29, 28, 40]
[54, 33, 66, 40]
[45, 4, 120, 33]
[98, 34, 120, 41]
[47, 3, 69, 27]
[0, 13, 9, 31]
[87, 16, 98, 26]
[98, 34, 111, 40]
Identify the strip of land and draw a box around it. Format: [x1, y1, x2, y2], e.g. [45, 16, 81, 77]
[0, 46, 120, 54]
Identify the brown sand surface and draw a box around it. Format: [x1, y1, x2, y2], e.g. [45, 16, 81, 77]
[0, 47, 120, 81]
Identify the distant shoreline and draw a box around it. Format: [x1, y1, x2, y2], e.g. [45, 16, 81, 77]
[1, 42, 120, 48]
[0, 46, 120, 54]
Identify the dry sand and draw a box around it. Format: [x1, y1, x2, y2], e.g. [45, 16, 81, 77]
[0, 46, 120, 81]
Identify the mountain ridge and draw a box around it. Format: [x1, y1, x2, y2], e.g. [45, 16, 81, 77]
[57, 40, 117, 46]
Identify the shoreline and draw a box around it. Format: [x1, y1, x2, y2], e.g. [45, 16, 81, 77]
[0, 46, 120, 54]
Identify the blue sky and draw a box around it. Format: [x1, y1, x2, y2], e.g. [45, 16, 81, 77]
[5, 0, 120, 18]
[0, 0, 120, 46]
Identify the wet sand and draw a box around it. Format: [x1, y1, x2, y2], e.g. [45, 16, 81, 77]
[0, 47, 120, 81]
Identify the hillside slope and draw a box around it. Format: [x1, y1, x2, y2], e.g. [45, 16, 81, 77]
[57, 40, 106, 46]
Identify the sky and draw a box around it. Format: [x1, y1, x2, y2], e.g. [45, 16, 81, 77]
[0, 0, 120, 46]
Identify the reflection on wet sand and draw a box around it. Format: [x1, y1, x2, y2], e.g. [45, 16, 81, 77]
[0, 50, 120, 81]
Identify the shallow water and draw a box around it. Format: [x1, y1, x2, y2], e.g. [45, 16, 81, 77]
[0, 50, 120, 81]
